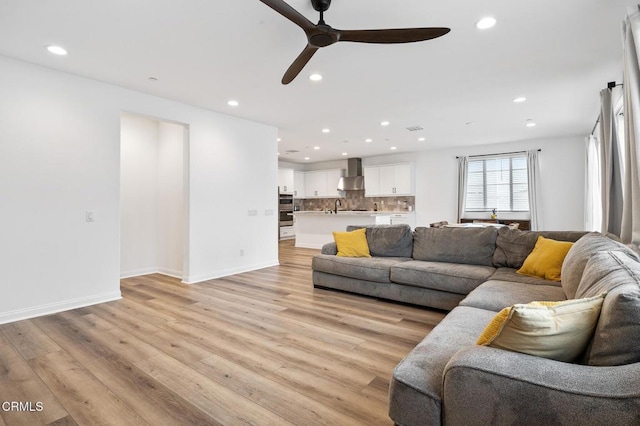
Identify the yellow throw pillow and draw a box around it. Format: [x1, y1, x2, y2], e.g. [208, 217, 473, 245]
[517, 236, 574, 281]
[332, 228, 371, 258]
[476, 293, 606, 362]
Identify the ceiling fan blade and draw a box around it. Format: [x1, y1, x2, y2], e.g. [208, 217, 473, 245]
[282, 45, 319, 84]
[338, 27, 450, 44]
[259, 0, 315, 31]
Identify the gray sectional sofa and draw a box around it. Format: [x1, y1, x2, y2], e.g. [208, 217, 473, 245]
[311, 224, 640, 425]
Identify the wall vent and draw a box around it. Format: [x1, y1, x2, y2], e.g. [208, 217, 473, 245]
[406, 125, 424, 132]
[285, 149, 300, 154]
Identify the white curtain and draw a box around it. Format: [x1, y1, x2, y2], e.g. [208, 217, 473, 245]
[621, 6, 640, 246]
[457, 156, 468, 223]
[598, 86, 624, 236]
[527, 150, 542, 231]
[585, 135, 602, 231]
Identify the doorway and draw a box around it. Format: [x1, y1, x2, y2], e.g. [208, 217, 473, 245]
[120, 113, 189, 281]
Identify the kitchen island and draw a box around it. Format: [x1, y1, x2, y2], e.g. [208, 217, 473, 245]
[293, 211, 415, 249]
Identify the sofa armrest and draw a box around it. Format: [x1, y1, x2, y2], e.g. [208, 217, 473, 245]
[321, 242, 337, 255]
[443, 345, 640, 425]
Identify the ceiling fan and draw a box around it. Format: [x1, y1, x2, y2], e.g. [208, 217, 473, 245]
[259, 0, 451, 85]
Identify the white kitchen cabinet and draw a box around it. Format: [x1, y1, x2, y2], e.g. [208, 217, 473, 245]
[293, 171, 305, 198]
[364, 163, 413, 196]
[364, 167, 380, 196]
[278, 168, 294, 194]
[305, 171, 327, 197]
[304, 169, 342, 198]
[325, 169, 342, 197]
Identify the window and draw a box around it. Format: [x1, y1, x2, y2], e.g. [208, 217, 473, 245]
[465, 154, 529, 213]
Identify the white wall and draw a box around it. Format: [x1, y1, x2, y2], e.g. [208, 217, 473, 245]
[414, 136, 585, 230]
[0, 55, 278, 324]
[120, 114, 161, 277]
[157, 121, 186, 278]
[120, 115, 185, 279]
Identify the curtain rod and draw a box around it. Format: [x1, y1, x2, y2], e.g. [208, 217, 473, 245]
[591, 81, 624, 136]
[456, 149, 540, 159]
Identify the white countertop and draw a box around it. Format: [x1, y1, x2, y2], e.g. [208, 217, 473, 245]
[293, 210, 412, 216]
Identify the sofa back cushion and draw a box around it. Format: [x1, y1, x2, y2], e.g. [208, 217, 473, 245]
[346, 224, 413, 257]
[412, 226, 497, 266]
[561, 233, 640, 299]
[576, 250, 640, 366]
[492, 228, 586, 269]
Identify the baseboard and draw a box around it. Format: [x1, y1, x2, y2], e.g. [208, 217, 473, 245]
[120, 267, 158, 279]
[182, 259, 279, 284]
[121, 267, 183, 280]
[0, 290, 122, 325]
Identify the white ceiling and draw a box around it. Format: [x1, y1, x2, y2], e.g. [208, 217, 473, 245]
[0, 0, 633, 163]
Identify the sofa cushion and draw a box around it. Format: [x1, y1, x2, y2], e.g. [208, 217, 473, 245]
[561, 233, 640, 299]
[347, 224, 413, 257]
[460, 279, 567, 312]
[389, 306, 496, 426]
[489, 267, 562, 287]
[391, 261, 496, 295]
[517, 236, 574, 281]
[412, 226, 498, 266]
[492, 228, 586, 269]
[476, 294, 605, 362]
[311, 254, 411, 283]
[575, 250, 640, 366]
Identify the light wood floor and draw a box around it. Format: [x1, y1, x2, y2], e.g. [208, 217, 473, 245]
[0, 240, 445, 425]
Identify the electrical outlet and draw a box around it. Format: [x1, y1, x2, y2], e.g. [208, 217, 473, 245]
[86, 211, 95, 222]
[248, 209, 258, 216]
[240, 249, 245, 256]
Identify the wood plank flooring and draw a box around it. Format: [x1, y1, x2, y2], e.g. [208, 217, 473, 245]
[0, 240, 445, 425]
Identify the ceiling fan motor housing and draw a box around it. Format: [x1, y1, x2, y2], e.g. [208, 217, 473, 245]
[311, 0, 331, 12]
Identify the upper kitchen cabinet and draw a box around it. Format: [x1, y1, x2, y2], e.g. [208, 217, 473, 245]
[304, 169, 342, 198]
[293, 170, 305, 198]
[364, 163, 414, 197]
[278, 168, 294, 194]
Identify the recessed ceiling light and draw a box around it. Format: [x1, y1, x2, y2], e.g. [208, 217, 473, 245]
[227, 100, 239, 107]
[513, 97, 527, 103]
[418, 137, 426, 142]
[365, 138, 373, 143]
[322, 128, 330, 133]
[304, 157, 310, 160]
[309, 73, 323, 81]
[526, 122, 537, 127]
[46, 45, 68, 55]
[342, 152, 348, 156]
[381, 121, 390, 126]
[277, 138, 281, 142]
[476, 16, 496, 30]
[390, 146, 397, 150]
[277, 152, 280, 156]
[313, 146, 320, 150]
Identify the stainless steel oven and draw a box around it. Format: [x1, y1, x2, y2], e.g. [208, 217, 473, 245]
[279, 194, 294, 226]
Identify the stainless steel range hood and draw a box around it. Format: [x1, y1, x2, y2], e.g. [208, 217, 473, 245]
[337, 158, 365, 191]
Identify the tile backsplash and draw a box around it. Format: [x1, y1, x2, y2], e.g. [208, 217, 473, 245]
[295, 191, 415, 212]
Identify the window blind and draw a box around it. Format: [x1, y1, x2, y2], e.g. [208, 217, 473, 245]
[465, 154, 529, 212]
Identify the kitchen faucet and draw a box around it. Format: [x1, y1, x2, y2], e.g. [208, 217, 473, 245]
[334, 199, 341, 214]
